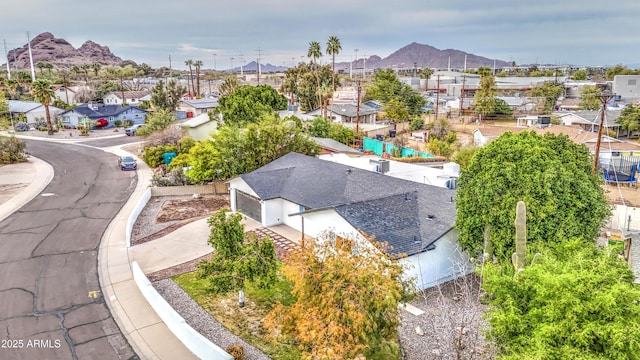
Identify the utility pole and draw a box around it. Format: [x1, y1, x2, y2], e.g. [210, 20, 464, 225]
[168, 54, 172, 80]
[593, 92, 616, 174]
[26, 32, 36, 81]
[460, 74, 466, 116]
[256, 48, 262, 84]
[435, 75, 441, 120]
[356, 80, 361, 134]
[3, 39, 10, 80]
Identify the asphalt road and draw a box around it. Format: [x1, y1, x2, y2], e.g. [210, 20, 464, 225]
[0, 140, 139, 360]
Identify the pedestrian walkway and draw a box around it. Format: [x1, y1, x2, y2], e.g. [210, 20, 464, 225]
[0, 156, 53, 222]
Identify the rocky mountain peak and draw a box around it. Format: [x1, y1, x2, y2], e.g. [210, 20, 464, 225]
[5, 32, 127, 70]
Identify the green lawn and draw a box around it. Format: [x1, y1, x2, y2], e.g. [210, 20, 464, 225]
[172, 271, 301, 360]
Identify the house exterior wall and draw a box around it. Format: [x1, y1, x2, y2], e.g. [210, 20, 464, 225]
[613, 75, 640, 99]
[54, 88, 77, 104]
[61, 110, 90, 128]
[103, 94, 122, 105]
[263, 198, 284, 226]
[184, 123, 218, 141]
[399, 229, 472, 290]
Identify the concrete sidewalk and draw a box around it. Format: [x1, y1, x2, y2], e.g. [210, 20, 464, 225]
[0, 156, 53, 223]
[98, 146, 198, 360]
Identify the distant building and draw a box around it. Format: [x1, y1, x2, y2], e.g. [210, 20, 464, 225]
[613, 75, 640, 100]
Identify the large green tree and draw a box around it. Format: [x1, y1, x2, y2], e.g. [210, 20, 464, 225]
[616, 104, 640, 135]
[135, 109, 175, 136]
[526, 81, 563, 113]
[473, 73, 497, 119]
[483, 240, 640, 360]
[199, 209, 278, 307]
[579, 85, 602, 110]
[365, 68, 425, 116]
[150, 79, 186, 111]
[281, 63, 334, 111]
[455, 131, 610, 261]
[30, 80, 55, 134]
[216, 84, 287, 126]
[185, 114, 319, 181]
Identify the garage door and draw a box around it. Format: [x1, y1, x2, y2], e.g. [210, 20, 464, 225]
[236, 191, 262, 221]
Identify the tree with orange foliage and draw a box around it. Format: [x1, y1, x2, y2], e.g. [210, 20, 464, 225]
[264, 232, 414, 359]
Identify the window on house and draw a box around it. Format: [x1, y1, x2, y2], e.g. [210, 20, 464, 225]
[629, 79, 637, 86]
[62, 116, 70, 124]
[109, 116, 114, 121]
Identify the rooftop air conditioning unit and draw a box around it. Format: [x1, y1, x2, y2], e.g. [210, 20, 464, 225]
[369, 159, 390, 174]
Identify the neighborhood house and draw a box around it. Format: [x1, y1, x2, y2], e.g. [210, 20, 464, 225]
[59, 103, 148, 129]
[228, 152, 472, 290]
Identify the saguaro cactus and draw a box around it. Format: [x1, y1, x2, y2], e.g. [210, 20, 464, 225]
[512, 201, 527, 272]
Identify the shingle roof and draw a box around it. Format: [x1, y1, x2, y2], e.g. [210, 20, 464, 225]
[241, 153, 456, 256]
[181, 98, 219, 109]
[9, 100, 41, 113]
[327, 103, 377, 116]
[61, 104, 147, 118]
[107, 90, 151, 100]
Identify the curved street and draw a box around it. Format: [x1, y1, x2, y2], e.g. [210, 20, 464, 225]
[0, 139, 139, 360]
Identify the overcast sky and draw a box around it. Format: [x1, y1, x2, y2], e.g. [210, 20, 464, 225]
[1, 0, 638, 70]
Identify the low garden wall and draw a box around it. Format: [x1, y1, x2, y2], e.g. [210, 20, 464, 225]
[150, 182, 229, 197]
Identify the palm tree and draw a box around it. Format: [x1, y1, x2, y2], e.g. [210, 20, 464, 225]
[70, 66, 81, 80]
[420, 68, 433, 92]
[81, 64, 91, 82]
[31, 80, 55, 135]
[185, 59, 195, 97]
[36, 62, 46, 76]
[44, 63, 54, 76]
[316, 83, 333, 118]
[194, 60, 203, 98]
[307, 41, 322, 67]
[308, 41, 322, 108]
[326, 36, 342, 91]
[92, 62, 101, 77]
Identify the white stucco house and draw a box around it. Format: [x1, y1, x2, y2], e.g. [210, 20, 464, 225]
[103, 90, 151, 105]
[228, 152, 471, 290]
[179, 113, 218, 140]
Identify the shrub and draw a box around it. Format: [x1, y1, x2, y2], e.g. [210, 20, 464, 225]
[114, 120, 123, 127]
[150, 167, 194, 186]
[14, 122, 29, 132]
[410, 117, 424, 131]
[225, 345, 245, 360]
[123, 120, 134, 128]
[0, 136, 28, 163]
[34, 120, 47, 129]
[143, 144, 178, 168]
[38, 126, 48, 132]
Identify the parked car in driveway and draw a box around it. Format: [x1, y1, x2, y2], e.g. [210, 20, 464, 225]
[125, 124, 144, 136]
[118, 156, 137, 171]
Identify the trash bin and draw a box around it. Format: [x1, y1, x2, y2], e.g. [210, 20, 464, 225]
[389, 130, 396, 138]
[163, 152, 177, 165]
[375, 134, 384, 141]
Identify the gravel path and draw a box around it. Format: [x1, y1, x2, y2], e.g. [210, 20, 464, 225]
[154, 279, 270, 360]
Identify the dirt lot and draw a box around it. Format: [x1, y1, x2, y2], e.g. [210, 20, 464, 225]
[131, 195, 229, 246]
